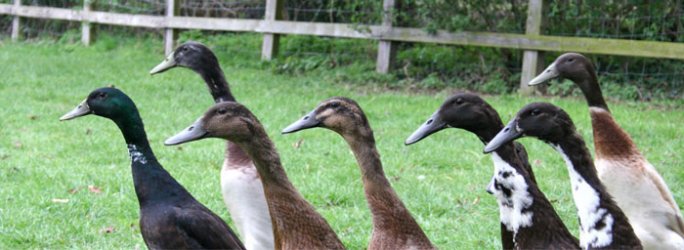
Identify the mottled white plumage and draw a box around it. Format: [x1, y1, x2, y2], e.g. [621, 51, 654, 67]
[488, 153, 534, 236]
[554, 145, 615, 249]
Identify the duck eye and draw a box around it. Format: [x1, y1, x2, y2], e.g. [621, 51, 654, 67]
[330, 102, 340, 108]
[530, 109, 541, 116]
[567, 58, 574, 62]
[217, 108, 227, 115]
[98, 92, 107, 99]
[455, 98, 463, 105]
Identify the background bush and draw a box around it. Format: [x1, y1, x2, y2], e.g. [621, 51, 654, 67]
[1, 0, 683, 99]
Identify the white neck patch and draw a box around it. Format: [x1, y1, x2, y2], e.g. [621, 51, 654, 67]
[488, 153, 534, 236]
[127, 144, 148, 164]
[552, 144, 614, 248]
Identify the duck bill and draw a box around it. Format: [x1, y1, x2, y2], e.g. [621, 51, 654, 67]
[528, 62, 559, 86]
[149, 51, 177, 75]
[483, 119, 522, 153]
[404, 110, 447, 145]
[165, 117, 208, 146]
[282, 110, 320, 134]
[60, 99, 92, 121]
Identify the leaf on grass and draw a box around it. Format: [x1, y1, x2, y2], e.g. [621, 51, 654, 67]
[85, 128, 92, 135]
[88, 185, 102, 194]
[13, 141, 22, 149]
[51, 198, 69, 203]
[100, 226, 115, 234]
[533, 159, 542, 165]
[293, 139, 304, 149]
[68, 187, 84, 194]
[28, 115, 38, 120]
[472, 197, 480, 205]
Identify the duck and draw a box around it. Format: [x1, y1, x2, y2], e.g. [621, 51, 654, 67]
[59, 87, 245, 249]
[150, 41, 274, 250]
[405, 93, 579, 249]
[281, 97, 436, 250]
[484, 102, 643, 249]
[529, 53, 684, 249]
[164, 101, 346, 250]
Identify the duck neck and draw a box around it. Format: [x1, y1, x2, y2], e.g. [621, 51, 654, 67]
[489, 150, 534, 232]
[196, 62, 252, 168]
[467, 119, 502, 145]
[551, 133, 636, 248]
[115, 113, 189, 207]
[490, 149, 577, 245]
[343, 130, 426, 235]
[197, 63, 235, 103]
[237, 127, 343, 249]
[470, 119, 537, 184]
[238, 132, 291, 189]
[574, 70, 610, 111]
[589, 107, 639, 160]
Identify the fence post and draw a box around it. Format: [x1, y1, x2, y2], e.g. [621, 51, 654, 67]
[11, 0, 21, 41]
[376, 0, 397, 74]
[261, 0, 283, 60]
[82, 0, 96, 46]
[164, 0, 179, 55]
[519, 0, 546, 95]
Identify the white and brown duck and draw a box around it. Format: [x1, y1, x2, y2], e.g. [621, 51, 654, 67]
[529, 53, 684, 249]
[150, 42, 273, 250]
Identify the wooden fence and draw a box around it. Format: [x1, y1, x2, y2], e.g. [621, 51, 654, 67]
[3, 0, 684, 93]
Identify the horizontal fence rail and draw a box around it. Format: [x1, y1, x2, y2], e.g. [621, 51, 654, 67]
[3, 4, 684, 59]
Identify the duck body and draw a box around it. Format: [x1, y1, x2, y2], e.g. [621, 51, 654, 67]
[282, 97, 434, 250]
[485, 102, 642, 249]
[151, 42, 274, 250]
[61, 88, 245, 250]
[405, 93, 578, 249]
[166, 101, 346, 250]
[530, 53, 684, 249]
[591, 109, 684, 250]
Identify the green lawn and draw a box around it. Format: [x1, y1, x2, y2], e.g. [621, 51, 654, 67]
[1, 37, 682, 249]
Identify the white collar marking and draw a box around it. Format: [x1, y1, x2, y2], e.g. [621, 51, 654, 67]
[127, 144, 148, 164]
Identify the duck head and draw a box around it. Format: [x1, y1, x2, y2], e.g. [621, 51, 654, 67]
[281, 97, 371, 137]
[484, 102, 575, 153]
[150, 41, 219, 75]
[60, 87, 137, 121]
[165, 102, 261, 145]
[405, 93, 502, 145]
[529, 53, 596, 86]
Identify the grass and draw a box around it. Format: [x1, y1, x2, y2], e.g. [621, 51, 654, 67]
[0, 34, 683, 249]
